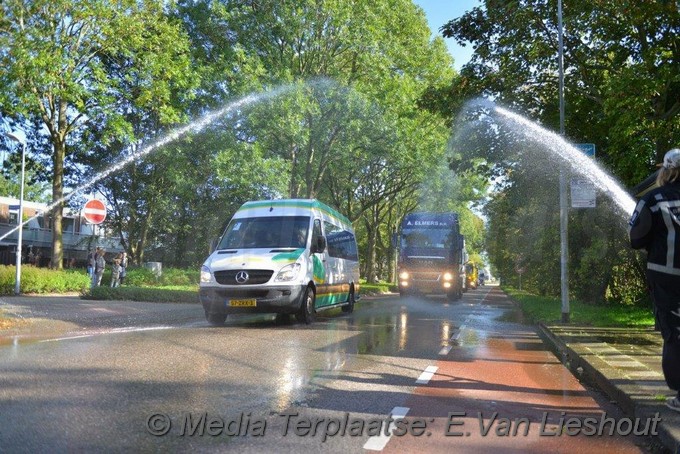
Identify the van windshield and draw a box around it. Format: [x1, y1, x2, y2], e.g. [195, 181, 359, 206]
[217, 216, 310, 249]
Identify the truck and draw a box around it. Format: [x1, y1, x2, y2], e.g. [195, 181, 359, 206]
[395, 212, 466, 300]
[199, 199, 360, 326]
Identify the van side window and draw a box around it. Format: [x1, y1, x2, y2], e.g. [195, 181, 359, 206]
[324, 220, 359, 261]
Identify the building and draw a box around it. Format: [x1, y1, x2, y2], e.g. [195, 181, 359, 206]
[0, 196, 124, 267]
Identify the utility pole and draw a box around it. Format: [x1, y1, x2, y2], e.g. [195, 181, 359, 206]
[558, 0, 570, 323]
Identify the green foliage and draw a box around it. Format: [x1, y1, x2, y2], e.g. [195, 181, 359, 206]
[359, 281, 398, 295]
[83, 286, 199, 304]
[0, 266, 90, 295]
[123, 267, 200, 287]
[505, 287, 654, 328]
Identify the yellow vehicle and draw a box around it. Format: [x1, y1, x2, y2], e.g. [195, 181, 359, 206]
[465, 262, 478, 291]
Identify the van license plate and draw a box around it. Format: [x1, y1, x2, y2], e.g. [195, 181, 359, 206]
[229, 299, 256, 307]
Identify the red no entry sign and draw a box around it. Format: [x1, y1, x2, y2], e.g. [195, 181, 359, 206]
[83, 199, 107, 224]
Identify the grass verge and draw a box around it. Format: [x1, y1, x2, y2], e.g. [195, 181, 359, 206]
[504, 287, 654, 327]
[360, 282, 398, 296]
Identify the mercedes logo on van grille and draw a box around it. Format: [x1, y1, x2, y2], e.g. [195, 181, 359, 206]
[235, 271, 249, 284]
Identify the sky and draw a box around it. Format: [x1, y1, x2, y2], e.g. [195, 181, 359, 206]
[412, 0, 481, 70]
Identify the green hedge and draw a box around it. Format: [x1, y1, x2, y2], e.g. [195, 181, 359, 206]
[82, 286, 199, 304]
[0, 265, 90, 294]
[123, 266, 200, 287]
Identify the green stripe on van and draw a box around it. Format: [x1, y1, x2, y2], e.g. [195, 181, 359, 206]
[239, 199, 351, 226]
[272, 249, 305, 262]
[315, 292, 348, 307]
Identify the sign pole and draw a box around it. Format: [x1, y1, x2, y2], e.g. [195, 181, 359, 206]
[558, 0, 570, 323]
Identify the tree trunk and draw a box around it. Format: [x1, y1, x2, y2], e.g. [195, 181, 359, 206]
[51, 138, 65, 269]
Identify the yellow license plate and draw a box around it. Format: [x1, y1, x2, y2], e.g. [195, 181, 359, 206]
[229, 299, 257, 307]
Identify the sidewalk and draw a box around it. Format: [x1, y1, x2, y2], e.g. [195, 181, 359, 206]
[538, 324, 680, 453]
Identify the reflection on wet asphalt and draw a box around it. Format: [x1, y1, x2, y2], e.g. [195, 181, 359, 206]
[0, 288, 650, 453]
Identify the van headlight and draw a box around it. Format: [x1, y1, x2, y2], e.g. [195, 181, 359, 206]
[399, 271, 410, 280]
[275, 263, 301, 282]
[443, 272, 453, 281]
[200, 265, 212, 283]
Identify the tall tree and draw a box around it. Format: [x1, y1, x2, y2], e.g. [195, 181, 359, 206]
[440, 0, 680, 185]
[0, 0, 195, 268]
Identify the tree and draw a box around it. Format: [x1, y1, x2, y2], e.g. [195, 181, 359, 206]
[0, 0, 195, 268]
[440, 0, 680, 186]
[438, 1, 679, 303]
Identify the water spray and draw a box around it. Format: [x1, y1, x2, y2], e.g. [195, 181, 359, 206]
[0, 84, 298, 243]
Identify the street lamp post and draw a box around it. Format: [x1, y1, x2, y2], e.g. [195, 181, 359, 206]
[6, 132, 26, 295]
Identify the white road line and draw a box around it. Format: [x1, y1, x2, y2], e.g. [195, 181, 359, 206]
[415, 365, 438, 384]
[438, 345, 452, 355]
[363, 406, 410, 451]
[450, 323, 467, 341]
[38, 326, 172, 343]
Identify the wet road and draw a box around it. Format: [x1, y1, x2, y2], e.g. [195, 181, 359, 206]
[0, 287, 655, 452]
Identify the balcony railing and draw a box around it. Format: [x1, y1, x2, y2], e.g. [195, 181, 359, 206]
[0, 223, 124, 252]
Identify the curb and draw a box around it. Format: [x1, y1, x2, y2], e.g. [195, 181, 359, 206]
[537, 323, 680, 454]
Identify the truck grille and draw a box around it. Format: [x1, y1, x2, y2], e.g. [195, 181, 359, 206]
[410, 271, 441, 281]
[213, 269, 274, 285]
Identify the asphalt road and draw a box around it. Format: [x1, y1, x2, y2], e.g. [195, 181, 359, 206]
[0, 287, 660, 453]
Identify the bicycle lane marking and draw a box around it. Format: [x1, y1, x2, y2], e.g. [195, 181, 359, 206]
[382, 287, 645, 453]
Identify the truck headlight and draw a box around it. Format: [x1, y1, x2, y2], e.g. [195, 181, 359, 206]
[399, 271, 410, 280]
[200, 265, 212, 283]
[443, 272, 453, 281]
[275, 263, 301, 282]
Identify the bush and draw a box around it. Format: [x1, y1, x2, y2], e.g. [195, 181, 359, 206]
[0, 265, 90, 294]
[82, 286, 199, 304]
[123, 266, 200, 287]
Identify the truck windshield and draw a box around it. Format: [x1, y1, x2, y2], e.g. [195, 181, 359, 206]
[217, 216, 310, 249]
[401, 228, 457, 249]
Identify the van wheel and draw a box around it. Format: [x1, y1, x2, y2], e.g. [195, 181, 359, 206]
[341, 286, 355, 313]
[295, 287, 316, 324]
[207, 313, 226, 326]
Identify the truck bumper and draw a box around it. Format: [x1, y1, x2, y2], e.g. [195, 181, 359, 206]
[199, 284, 306, 316]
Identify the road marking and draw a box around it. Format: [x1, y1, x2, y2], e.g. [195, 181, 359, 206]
[363, 406, 409, 451]
[438, 345, 452, 355]
[450, 323, 467, 341]
[38, 326, 172, 343]
[416, 365, 438, 384]
[39, 334, 95, 342]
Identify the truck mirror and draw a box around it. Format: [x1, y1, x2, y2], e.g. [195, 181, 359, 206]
[312, 235, 326, 253]
[209, 238, 218, 252]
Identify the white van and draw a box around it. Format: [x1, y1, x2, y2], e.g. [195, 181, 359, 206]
[199, 199, 361, 325]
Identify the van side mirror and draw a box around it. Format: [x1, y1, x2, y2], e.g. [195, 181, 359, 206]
[209, 238, 218, 253]
[391, 233, 397, 249]
[312, 235, 326, 253]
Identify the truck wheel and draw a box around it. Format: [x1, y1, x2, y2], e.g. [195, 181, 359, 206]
[295, 286, 316, 324]
[207, 313, 226, 326]
[341, 286, 355, 313]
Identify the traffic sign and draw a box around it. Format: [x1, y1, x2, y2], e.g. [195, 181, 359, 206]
[576, 143, 595, 157]
[571, 178, 596, 208]
[83, 199, 107, 224]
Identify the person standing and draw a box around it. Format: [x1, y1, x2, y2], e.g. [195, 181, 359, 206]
[629, 148, 680, 412]
[119, 252, 128, 285]
[92, 247, 106, 288]
[86, 249, 95, 279]
[110, 255, 122, 288]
